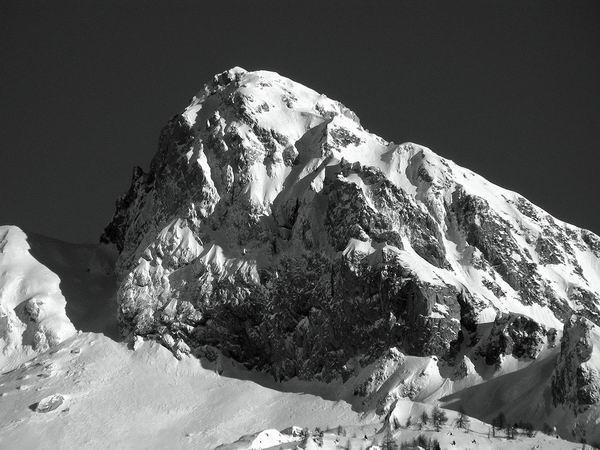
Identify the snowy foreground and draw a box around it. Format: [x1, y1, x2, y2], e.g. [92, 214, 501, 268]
[0, 332, 363, 449]
[0, 332, 577, 449]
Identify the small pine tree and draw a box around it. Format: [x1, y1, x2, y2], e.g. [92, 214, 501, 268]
[381, 427, 398, 450]
[400, 434, 442, 450]
[416, 434, 429, 448]
[405, 416, 412, 428]
[313, 427, 324, 446]
[299, 428, 310, 446]
[456, 406, 471, 431]
[432, 406, 448, 432]
[421, 410, 430, 429]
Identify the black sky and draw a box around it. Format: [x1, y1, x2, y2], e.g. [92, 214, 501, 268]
[1, 0, 599, 243]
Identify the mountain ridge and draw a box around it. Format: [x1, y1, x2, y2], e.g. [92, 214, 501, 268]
[103, 66, 600, 336]
[2, 67, 599, 446]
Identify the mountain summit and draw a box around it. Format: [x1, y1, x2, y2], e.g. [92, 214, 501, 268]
[99, 67, 600, 441]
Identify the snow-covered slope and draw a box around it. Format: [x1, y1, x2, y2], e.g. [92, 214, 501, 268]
[0, 331, 581, 450]
[441, 315, 600, 445]
[0, 226, 76, 371]
[0, 332, 371, 449]
[221, 414, 575, 450]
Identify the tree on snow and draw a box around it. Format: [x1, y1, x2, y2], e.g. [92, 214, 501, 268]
[455, 406, 470, 431]
[432, 406, 448, 431]
[381, 427, 398, 450]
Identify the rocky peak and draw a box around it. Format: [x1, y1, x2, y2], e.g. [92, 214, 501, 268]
[102, 68, 600, 384]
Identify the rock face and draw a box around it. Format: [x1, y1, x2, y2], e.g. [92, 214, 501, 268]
[0, 226, 76, 371]
[102, 67, 600, 382]
[475, 312, 549, 367]
[551, 315, 600, 412]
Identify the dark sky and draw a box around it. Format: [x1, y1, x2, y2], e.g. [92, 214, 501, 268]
[1, 1, 599, 243]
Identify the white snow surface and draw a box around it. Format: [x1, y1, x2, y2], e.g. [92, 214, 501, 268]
[0, 226, 76, 371]
[0, 332, 371, 449]
[0, 332, 579, 450]
[222, 400, 577, 449]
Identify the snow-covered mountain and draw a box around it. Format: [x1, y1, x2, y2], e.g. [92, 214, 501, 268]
[97, 67, 600, 443]
[2, 67, 600, 448]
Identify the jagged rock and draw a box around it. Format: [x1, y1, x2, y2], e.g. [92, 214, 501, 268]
[353, 348, 405, 398]
[478, 313, 547, 367]
[102, 68, 600, 382]
[551, 315, 600, 412]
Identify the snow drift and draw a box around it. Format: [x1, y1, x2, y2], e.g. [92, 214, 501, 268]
[0, 226, 75, 371]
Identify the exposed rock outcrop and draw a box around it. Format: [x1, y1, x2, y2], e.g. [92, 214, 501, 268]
[102, 68, 600, 385]
[477, 313, 548, 367]
[551, 315, 600, 412]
